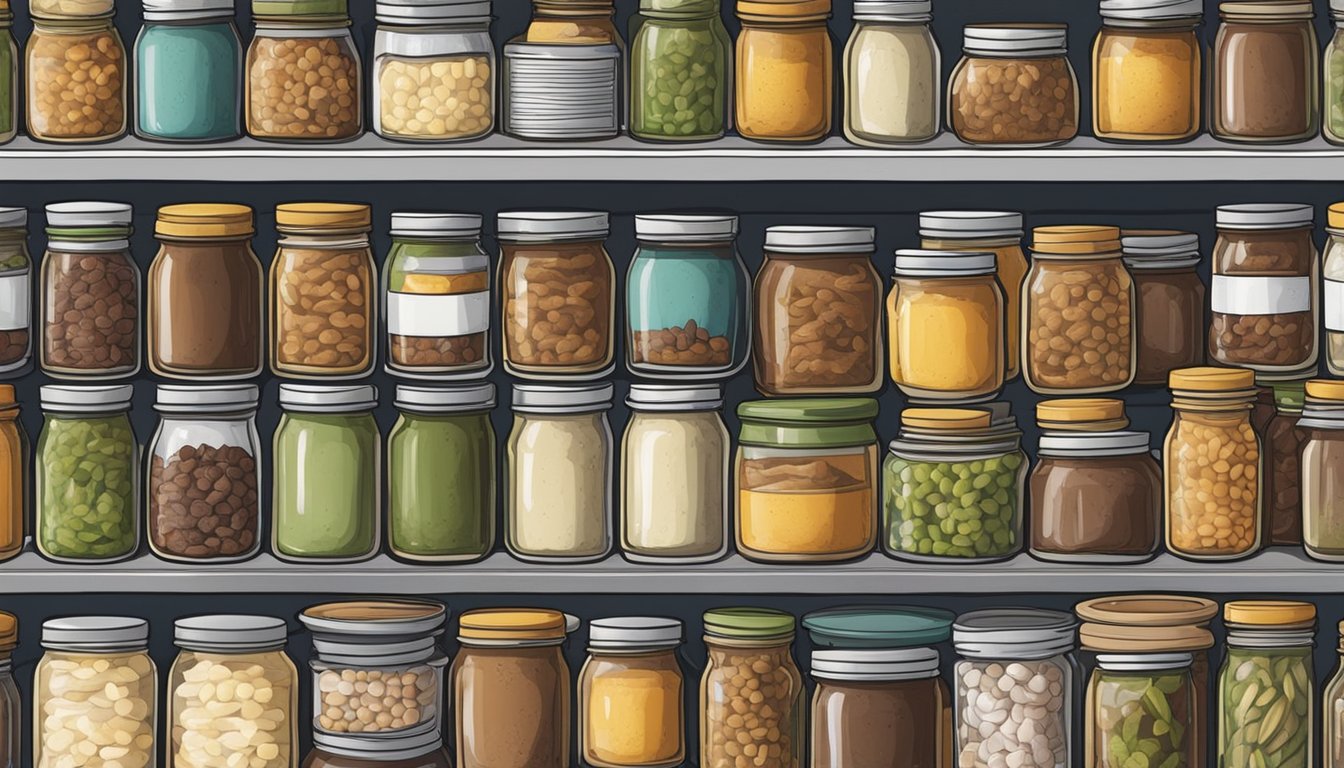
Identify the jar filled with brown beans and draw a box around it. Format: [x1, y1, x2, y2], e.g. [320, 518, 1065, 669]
[25, 0, 127, 143]
[269, 202, 376, 379]
[246, 0, 363, 142]
[949, 24, 1078, 146]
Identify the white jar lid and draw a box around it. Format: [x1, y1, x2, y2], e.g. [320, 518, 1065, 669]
[497, 211, 609, 241]
[1096, 652, 1194, 671]
[764, 226, 875, 254]
[155, 384, 259, 413]
[1038, 430, 1152, 456]
[893, 249, 996, 276]
[390, 212, 482, 238]
[635, 214, 738, 242]
[953, 608, 1077, 659]
[278, 384, 378, 412]
[1121, 230, 1200, 270]
[1216, 203, 1313, 230]
[512, 383, 614, 413]
[811, 647, 940, 680]
[314, 729, 445, 760]
[588, 617, 683, 650]
[626, 384, 723, 411]
[46, 201, 133, 229]
[1100, 0, 1202, 20]
[174, 615, 288, 652]
[143, 0, 233, 19]
[41, 384, 134, 412]
[395, 383, 496, 412]
[920, 211, 1024, 240]
[0, 207, 26, 229]
[853, 0, 931, 21]
[43, 616, 149, 652]
[376, 0, 490, 23]
[963, 24, 1068, 56]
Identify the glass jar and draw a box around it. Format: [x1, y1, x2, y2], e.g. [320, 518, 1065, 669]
[920, 211, 1028, 381]
[524, 0, 621, 44]
[35, 384, 138, 563]
[40, 201, 140, 379]
[1327, 3, 1344, 144]
[1212, 1, 1318, 143]
[1218, 601, 1315, 768]
[384, 212, 491, 380]
[888, 249, 1004, 402]
[269, 202, 376, 379]
[1210, 203, 1318, 373]
[1037, 397, 1131, 433]
[736, 398, 879, 563]
[1122, 230, 1206, 386]
[35, 616, 156, 768]
[388, 383, 495, 563]
[627, 214, 749, 379]
[953, 609, 1078, 768]
[1092, 0, 1202, 142]
[630, 0, 730, 142]
[305, 731, 451, 768]
[1087, 653, 1197, 768]
[0, 613, 16, 768]
[1299, 380, 1344, 561]
[884, 407, 1027, 562]
[507, 383, 613, 562]
[272, 384, 380, 562]
[1263, 378, 1307, 546]
[373, 0, 494, 142]
[0, 387, 22, 564]
[26, 2, 127, 143]
[0, 208, 32, 375]
[621, 384, 729, 564]
[498, 211, 615, 380]
[1164, 367, 1262, 561]
[1024, 225, 1135, 394]
[453, 608, 573, 768]
[1324, 620, 1344, 768]
[754, 226, 883, 395]
[0, 3, 14, 144]
[246, 0, 362, 141]
[169, 615, 298, 768]
[700, 608, 804, 768]
[1325, 202, 1344, 375]
[580, 617, 686, 768]
[843, 0, 939, 146]
[149, 203, 264, 379]
[949, 24, 1078, 146]
[135, 0, 243, 142]
[735, 0, 833, 142]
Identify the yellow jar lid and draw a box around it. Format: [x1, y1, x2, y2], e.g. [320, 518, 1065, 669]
[1219, 1, 1314, 19]
[275, 202, 372, 231]
[1036, 398, 1126, 427]
[901, 408, 991, 430]
[0, 612, 15, 648]
[1306, 379, 1344, 402]
[0, 384, 15, 407]
[1032, 225, 1122, 256]
[1224, 600, 1316, 626]
[459, 608, 568, 641]
[1168, 366, 1256, 392]
[156, 204, 254, 238]
[1329, 203, 1344, 230]
[737, 0, 830, 20]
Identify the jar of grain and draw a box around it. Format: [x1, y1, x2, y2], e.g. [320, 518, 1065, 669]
[1092, 0, 1202, 142]
[0, 387, 23, 565]
[1298, 380, 1344, 561]
[269, 202, 376, 379]
[1164, 366, 1262, 561]
[700, 608, 804, 768]
[1261, 378, 1307, 547]
[245, 0, 362, 142]
[25, 0, 127, 143]
[1217, 601, 1315, 768]
[525, 0, 622, 45]
[580, 617, 686, 768]
[1212, 1, 1318, 143]
[735, 0, 833, 142]
[842, 0, 940, 146]
[949, 24, 1078, 146]
[0, 3, 16, 145]
[0, 208, 32, 375]
[1122, 230, 1206, 386]
[1324, 202, 1344, 375]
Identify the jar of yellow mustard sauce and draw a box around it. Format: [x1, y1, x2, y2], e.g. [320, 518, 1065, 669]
[735, 0, 833, 142]
[1092, 0, 1203, 142]
[579, 617, 686, 768]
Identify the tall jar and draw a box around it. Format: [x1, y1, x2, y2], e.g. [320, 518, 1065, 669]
[26, 0, 127, 143]
[1324, 201, 1344, 375]
[507, 383, 613, 563]
[842, 0, 939, 146]
[384, 212, 492, 380]
[1092, 0, 1202, 142]
[0, 2, 14, 144]
[40, 201, 140, 379]
[621, 384, 728, 564]
[1086, 653, 1196, 768]
[1324, 620, 1344, 768]
[627, 214, 749, 379]
[735, 0, 832, 142]
[949, 24, 1079, 146]
[1218, 601, 1315, 768]
[388, 383, 495, 563]
[630, 0, 730, 142]
[0, 386, 22, 564]
[1212, 1, 1318, 143]
[1299, 379, 1344, 561]
[304, 731, 451, 768]
[1262, 378, 1307, 546]
[269, 202, 376, 379]
[579, 617, 686, 768]
[1122, 230, 1206, 385]
[1327, 2, 1344, 144]
[0, 612, 15, 768]
[700, 608, 804, 768]
[134, 0, 243, 142]
[754, 226, 883, 395]
[272, 384, 379, 563]
[169, 615, 297, 768]
[524, 0, 622, 44]
[149, 203, 264, 379]
[35, 384, 138, 563]
[0, 207, 32, 375]
[246, 0, 362, 141]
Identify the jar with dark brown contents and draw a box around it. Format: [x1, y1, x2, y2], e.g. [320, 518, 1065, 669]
[246, 0, 363, 142]
[303, 730, 451, 768]
[1261, 379, 1306, 546]
[1122, 231, 1206, 386]
[0, 208, 32, 375]
[948, 24, 1078, 146]
[1212, 0, 1318, 143]
[40, 201, 140, 379]
[700, 608, 804, 768]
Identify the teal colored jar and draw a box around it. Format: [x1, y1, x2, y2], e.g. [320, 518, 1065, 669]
[630, 0, 730, 141]
[272, 384, 380, 562]
[135, 0, 242, 142]
[0, 2, 15, 145]
[388, 383, 495, 563]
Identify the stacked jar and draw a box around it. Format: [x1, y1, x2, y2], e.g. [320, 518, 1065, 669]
[1299, 380, 1344, 561]
[1092, 0, 1202, 142]
[26, 0, 127, 142]
[1212, 1, 1318, 143]
[246, 0, 362, 142]
[842, 0, 940, 146]
[630, 0, 730, 142]
[735, 0, 833, 142]
[579, 617, 687, 768]
[1217, 601, 1315, 768]
[949, 24, 1079, 146]
[700, 608, 804, 768]
[0, 207, 31, 375]
[135, 0, 243, 142]
[1121, 230, 1205, 386]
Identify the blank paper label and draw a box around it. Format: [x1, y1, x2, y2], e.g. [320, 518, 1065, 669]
[388, 291, 488, 337]
[1211, 275, 1311, 315]
[0, 273, 29, 331]
[1327, 280, 1344, 331]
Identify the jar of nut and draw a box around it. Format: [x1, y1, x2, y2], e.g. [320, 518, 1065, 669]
[245, 0, 363, 142]
[25, 0, 127, 143]
[373, 0, 494, 143]
[948, 24, 1079, 146]
[0, 208, 33, 376]
[269, 202, 376, 379]
[1121, 230, 1206, 386]
[0, 2, 16, 145]
[1023, 225, 1135, 395]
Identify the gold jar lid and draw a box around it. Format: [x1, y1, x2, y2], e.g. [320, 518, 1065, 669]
[900, 408, 992, 431]
[1169, 366, 1256, 393]
[275, 202, 372, 232]
[459, 608, 568, 641]
[1032, 225, 1122, 256]
[1036, 398, 1128, 431]
[1328, 202, 1344, 230]
[1079, 623, 1214, 653]
[1306, 379, 1344, 402]
[737, 0, 830, 20]
[0, 612, 15, 649]
[156, 204, 254, 239]
[1219, 1, 1313, 19]
[1224, 600, 1316, 627]
[1076, 595, 1218, 627]
[0, 384, 15, 408]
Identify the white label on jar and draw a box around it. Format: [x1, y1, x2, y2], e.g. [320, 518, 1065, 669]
[388, 290, 488, 337]
[1211, 275, 1311, 315]
[1327, 279, 1344, 331]
[0, 272, 29, 331]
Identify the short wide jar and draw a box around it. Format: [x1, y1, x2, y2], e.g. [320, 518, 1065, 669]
[246, 0, 362, 141]
[949, 24, 1078, 146]
[1091, 0, 1202, 142]
[580, 617, 686, 768]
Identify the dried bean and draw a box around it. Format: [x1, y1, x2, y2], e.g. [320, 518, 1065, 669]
[37, 651, 155, 768]
[1210, 312, 1314, 368]
[247, 35, 360, 141]
[378, 56, 492, 140]
[631, 319, 731, 367]
[273, 248, 373, 376]
[502, 243, 612, 371]
[885, 453, 1023, 559]
[149, 443, 259, 561]
[755, 260, 879, 392]
[26, 27, 126, 141]
[702, 647, 801, 768]
[171, 656, 292, 768]
[1166, 414, 1259, 558]
[43, 251, 138, 374]
[38, 415, 137, 560]
[1027, 262, 1133, 391]
[316, 666, 438, 734]
[956, 660, 1069, 768]
[951, 56, 1077, 145]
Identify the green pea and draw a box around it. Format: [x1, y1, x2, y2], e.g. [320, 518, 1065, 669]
[882, 451, 1023, 559]
[38, 415, 137, 560]
[630, 16, 728, 141]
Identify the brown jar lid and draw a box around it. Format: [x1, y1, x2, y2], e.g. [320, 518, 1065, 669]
[0, 384, 15, 408]
[901, 407, 991, 430]
[1036, 398, 1128, 431]
[0, 611, 16, 649]
[275, 202, 372, 232]
[737, 0, 830, 20]
[1080, 622, 1213, 652]
[1075, 595, 1218, 626]
[157, 203, 254, 239]
[1031, 225, 1122, 256]
[459, 608, 568, 641]
[1219, 1, 1313, 19]
[1169, 366, 1256, 393]
[1329, 202, 1344, 231]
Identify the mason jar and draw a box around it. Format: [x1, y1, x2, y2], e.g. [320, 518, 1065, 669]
[245, 0, 362, 141]
[949, 24, 1078, 146]
[1087, 653, 1197, 768]
[700, 608, 804, 768]
[579, 617, 687, 768]
[1217, 601, 1315, 768]
[26, 0, 127, 142]
[843, 0, 940, 146]
[0, 612, 16, 768]
[1212, 0, 1318, 143]
[734, 0, 833, 142]
[630, 0, 730, 142]
[1298, 379, 1344, 561]
[0, 207, 31, 375]
[135, 0, 243, 142]
[1324, 201, 1344, 375]
[1092, 0, 1202, 142]
[0, 386, 23, 564]
[1122, 230, 1206, 385]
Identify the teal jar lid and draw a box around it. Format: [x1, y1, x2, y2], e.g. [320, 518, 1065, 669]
[802, 606, 955, 648]
[704, 607, 795, 640]
[737, 398, 879, 448]
[253, 0, 347, 16]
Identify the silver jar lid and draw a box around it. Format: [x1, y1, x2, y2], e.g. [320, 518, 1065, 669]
[1099, 0, 1202, 20]
[376, 0, 490, 23]
[278, 384, 377, 412]
[155, 384, 259, 413]
[314, 729, 445, 760]
[963, 24, 1068, 57]
[390, 212, 482, 238]
[143, 0, 234, 19]
[1121, 230, 1200, 269]
[626, 384, 723, 411]
[512, 383, 614, 413]
[920, 211, 1024, 240]
[853, 0, 931, 21]
[764, 226, 875, 254]
[46, 201, 133, 229]
[953, 608, 1077, 659]
[1037, 430, 1152, 457]
[43, 616, 149, 652]
[588, 617, 683, 650]
[174, 615, 288, 652]
[0, 207, 25, 230]
[893, 249, 996, 276]
[1216, 203, 1314, 230]
[41, 384, 134, 413]
[635, 214, 738, 242]
[497, 211, 610, 242]
[811, 647, 940, 680]
[1096, 652, 1194, 671]
[395, 383, 496, 413]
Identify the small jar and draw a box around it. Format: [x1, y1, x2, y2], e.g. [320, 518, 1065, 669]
[269, 202, 376, 379]
[388, 383, 495, 563]
[949, 24, 1078, 146]
[36, 384, 138, 563]
[1327, 1, 1344, 144]
[1299, 380, 1344, 561]
[373, 0, 494, 142]
[169, 615, 298, 768]
[1092, 0, 1202, 142]
[40, 201, 141, 379]
[627, 214, 749, 379]
[700, 608, 804, 768]
[272, 384, 380, 562]
[1212, 1, 1318, 143]
[1087, 653, 1197, 768]
[579, 617, 686, 768]
[498, 211, 615, 380]
[524, 0, 622, 44]
[1324, 201, 1344, 375]
[35, 616, 156, 768]
[26, 0, 127, 143]
[1323, 620, 1344, 768]
[754, 226, 883, 395]
[0, 386, 22, 564]
[0, 612, 16, 768]
[149, 203, 264, 379]
[1217, 601, 1315, 768]
[621, 384, 729, 564]
[1036, 397, 1131, 433]
[887, 249, 1004, 402]
[1263, 378, 1307, 546]
[384, 212, 492, 380]
[135, 0, 243, 142]
[843, 0, 940, 146]
[507, 383, 613, 562]
[246, 0, 361, 142]
[304, 731, 451, 768]
[0, 2, 15, 144]
[1122, 230, 1206, 386]
[1023, 225, 1135, 395]
[735, 0, 833, 142]
[0, 207, 33, 375]
[736, 398, 879, 563]
[630, 0, 730, 142]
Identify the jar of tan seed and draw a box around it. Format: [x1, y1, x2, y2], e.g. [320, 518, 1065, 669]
[25, 0, 127, 143]
[949, 24, 1078, 146]
[246, 0, 363, 142]
[700, 608, 804, 768]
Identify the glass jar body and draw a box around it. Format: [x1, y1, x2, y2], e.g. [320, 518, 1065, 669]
[700, 637, 804, 768]
[1325, 230, 1344, 375]
[135, 17, 242, 141]
[1087, 665, 1196, 768]
[1212, 17, 1318, 142]
[1023, 256, 1135, 394]
[1210, 226, 1318, 372]
[1092, 20, 1201, 142]
[0, 24, 15, 143]
[922, 234, 1027, 379]
[1163, 407, 1261, 560]
[1265, 408, 1305, 546]
[811, 675, 949, 768]
[736, 18, 832, 142]
[507, 411, 613, 562]
[35, 648, 157, 768]
[1029, 452, 1162, 563]
[312, 655, 446, 738]
[452, 643, 570, 768]
[1327, 26, 1344, 143]
[1131, 265, 1206, 385]
[887, 272, 1003, 400]
[303, 746, 451, 768]
[621, 409, 728, 563]
[373, 22, 494, 142]
[40, 244, 141, 378]
[954, 652, 1075, 768]
[384, 235, 491, 379]
[26, 18, 128, 142]
[1218, 642, 1312, 768]
[169, 647, 297, 768]
[843, 19, 939, 145]
[1302, 426, 1344, 561]
[1323, 652, 1344, 768]
[271, 411, 379, 562]
[246, 23, 361, 142]
[630, 8, 730, 141]
[949, 53, 1078, 146]
[35, 411, 138, 562]
[0, 412, 22, 563]
[579, 648, 685, 768]
[269, 234, 376, 379]
[0, 231, 32, 374]
[387, 410, 494, 563]
[0, 660, 16, 768]
[500, 238, 615, 379]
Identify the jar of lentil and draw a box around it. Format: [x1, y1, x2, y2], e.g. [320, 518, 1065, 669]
[1212, 1, 1318, 143]
[1326, 1, 1344, 144]
[305, 731, 451, 768]
[754, 226, 883, 395]
[843, 0, 940, 146]
[134, 0, 243, 142]
[26, 0, 127, 143]
[0, 386, 22, 564]
[524, 0, 622, 44]
[1209, 203, 1318, 373]
[630, 0, 730, 142]
[246, 0, 362, 142]
[1261, 378, 1306, 546]
[0, 207, 32, 375]
[1036, 397, 1131, 433]
[949, 24, 1078, 146]
[1087, 652, 1197, 768]
[1298, 380, 1344, 561]
[0, 3, 15, 144]
[580, 617, 686, 768]
[1218, 601, 1314, 768]
[1023, 225, 1135, 395]
[1092, 0, 1202, 142]
[498, 211, 615, 380]
[1324, 201, 1344, 375]
[269, 202, 376, 379]
[700, 608, 804, 768]
[0, 612, 16, 768]
[735, 0, 833, 142]
[1122, 230, 1206, 386]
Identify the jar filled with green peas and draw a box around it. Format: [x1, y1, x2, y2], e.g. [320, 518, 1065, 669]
[1217, 601, 1314, 768]
[630, 0, 731, 142]
[36, 384, 139, 563]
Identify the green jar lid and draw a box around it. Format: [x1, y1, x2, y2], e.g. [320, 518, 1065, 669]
[802, 606, 954, 648]
[1273, 380, 1307, 411]
[704, 607, 795, 639]
[253, 0, 347, 16]
[737, 398, 879, 448]
[642, 0, 718, 12]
